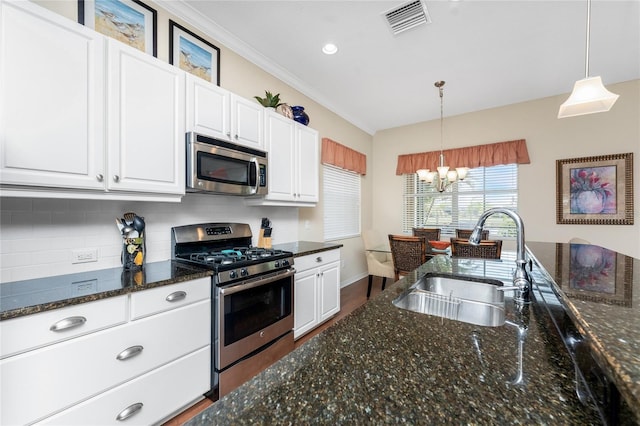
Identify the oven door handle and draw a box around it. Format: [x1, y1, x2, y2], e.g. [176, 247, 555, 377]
[220, 268, 295, 295]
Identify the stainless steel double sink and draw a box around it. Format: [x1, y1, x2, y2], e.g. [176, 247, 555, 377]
[392, 274, 508, 327]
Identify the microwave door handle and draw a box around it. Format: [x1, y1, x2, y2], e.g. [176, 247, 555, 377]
[250, 158, 260, 194]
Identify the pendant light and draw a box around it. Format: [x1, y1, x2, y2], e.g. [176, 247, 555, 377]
[416, 81, 469, 192]
[558, 0, 619, 118]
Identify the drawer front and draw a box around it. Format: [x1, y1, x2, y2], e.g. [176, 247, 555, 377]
[130, 277, 210, 320]
[1, 300, 211, 426]
[37, 346, 210, 426]
[0, 295, 128, 359]
[294, 249, 340, 272]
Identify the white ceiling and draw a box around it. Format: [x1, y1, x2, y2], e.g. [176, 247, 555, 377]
[164, 1, 640, 135]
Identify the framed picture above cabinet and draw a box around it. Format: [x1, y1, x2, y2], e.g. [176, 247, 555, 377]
[169, 20, 221, 85]
[78, 0, 157, 56]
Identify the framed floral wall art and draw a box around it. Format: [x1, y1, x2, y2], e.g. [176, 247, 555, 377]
[556, 153, 633, 225]
[78, 0, 157, 56]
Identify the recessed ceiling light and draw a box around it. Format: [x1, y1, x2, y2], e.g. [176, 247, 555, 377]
[322, 43, 338, 55]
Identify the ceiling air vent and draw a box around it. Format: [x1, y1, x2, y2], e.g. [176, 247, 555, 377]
[383, 0, 431, 35]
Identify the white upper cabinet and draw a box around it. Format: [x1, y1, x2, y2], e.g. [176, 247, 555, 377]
[186, 75, 231, 140]
[0, 0, 185, 201]
[0, 0, 105, 191]
[186, 74, 264, 149]
[106, 40, 185, 196]
[248, 109, 318, 206]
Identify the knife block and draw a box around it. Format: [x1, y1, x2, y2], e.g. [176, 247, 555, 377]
[257, 229, 272, 249]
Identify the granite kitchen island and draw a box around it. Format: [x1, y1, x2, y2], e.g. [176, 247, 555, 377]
[186, 242, 639, 425]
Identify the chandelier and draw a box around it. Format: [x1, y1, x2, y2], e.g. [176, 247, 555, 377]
[416, 81, 469, 192]
[558, 0, 619, 118]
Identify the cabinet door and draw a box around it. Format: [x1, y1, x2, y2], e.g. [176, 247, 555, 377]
[293, 268, 318, 339]
[106, 40, 185, 195]
[186, 74, 230, 140]
[295, 125, 319, 203]
[0, 0, 105, 190]
[231, 94, 264, 149]
[264, 111, 295, 201]
[319, 261, 341, 322]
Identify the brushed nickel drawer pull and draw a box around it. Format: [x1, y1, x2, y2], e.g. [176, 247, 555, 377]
[116, 345, 144, 361]
[116, 402, 143, 421]
[49, 316, 87, 332]
[166, 291, 187, 302]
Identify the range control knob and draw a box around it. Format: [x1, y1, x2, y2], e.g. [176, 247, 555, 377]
[229, 270, 237, 279]
[274, 261, 280, 268]
[282, 259, 290, 267]
[240, 268, 248, 277]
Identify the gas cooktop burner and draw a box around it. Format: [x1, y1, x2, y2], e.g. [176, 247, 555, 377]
[171, 223, 295, 285]
[189, 248, 287, 266]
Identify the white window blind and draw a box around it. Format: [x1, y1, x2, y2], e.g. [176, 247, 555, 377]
[323, 165, 361, 240]
[403, 164, 518, 238]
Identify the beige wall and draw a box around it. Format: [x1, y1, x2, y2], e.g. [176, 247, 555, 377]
[373, 79, 640, 258]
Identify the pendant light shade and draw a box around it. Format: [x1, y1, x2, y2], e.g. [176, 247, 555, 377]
[558, 0, 619, 119]
[558, 76, 620, 118]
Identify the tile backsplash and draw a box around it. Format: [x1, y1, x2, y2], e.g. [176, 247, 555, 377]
[0, 195, 298, 283]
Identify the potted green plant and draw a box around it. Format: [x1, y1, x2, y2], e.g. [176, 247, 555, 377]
[254, 90, 282, 108]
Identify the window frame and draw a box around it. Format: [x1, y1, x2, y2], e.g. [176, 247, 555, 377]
[402, 164, 519, 238]
[323, 164, 361, 241]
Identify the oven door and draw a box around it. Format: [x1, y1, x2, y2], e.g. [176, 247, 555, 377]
[187, 133, 267, 195]
[216, 268, 294, 370]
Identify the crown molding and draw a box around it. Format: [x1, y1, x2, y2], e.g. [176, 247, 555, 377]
[157, 0, 375, 135]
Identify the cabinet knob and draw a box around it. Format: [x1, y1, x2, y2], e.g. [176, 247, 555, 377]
[113, 175, 120, 183]
[50, 316, 87, 332]
[316, 257, 322, 263]
[116, 402, 144, 421]
[96, 174, 104, 182]
[234, 134, 238, 139]
[226, 132, 231, 138]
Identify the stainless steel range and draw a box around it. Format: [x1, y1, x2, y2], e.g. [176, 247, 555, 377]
[171, 223, 295, 397]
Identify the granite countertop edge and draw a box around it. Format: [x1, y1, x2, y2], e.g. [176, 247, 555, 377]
[273, 241, 343, 257]
[0, 261, 213, 321]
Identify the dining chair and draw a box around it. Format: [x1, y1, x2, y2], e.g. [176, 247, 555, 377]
[450, 238, 502, 259]
[362, 230, 395, 298]
[388, 235, 427, 281]
[412, 227, 441, 242]
[456, 229, 490, 240]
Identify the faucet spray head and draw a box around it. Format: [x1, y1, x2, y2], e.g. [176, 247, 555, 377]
[468, 226, 484, 245]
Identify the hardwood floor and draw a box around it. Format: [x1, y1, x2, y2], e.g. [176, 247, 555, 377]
[163, 275, 385, 425]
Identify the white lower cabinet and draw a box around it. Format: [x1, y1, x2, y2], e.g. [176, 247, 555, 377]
[38, 347, 210, 426]
[0, 278, 211, 426]
[293, 249, 341, 339]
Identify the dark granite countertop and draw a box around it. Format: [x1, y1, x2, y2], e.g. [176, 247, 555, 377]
[186, 242, 640, 425]
[0, 261, 212, 321]
[273, 241, 343, 258]
[527, 241, 640, 421]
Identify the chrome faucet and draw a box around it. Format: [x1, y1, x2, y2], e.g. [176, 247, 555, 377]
[469, 208, 532, 304]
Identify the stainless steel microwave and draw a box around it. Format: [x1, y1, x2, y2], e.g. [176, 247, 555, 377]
[186, 132, 268, 196]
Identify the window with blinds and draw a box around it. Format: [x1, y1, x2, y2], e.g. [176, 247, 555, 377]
[402, 164, 519, 238]
[323, 165, 361, 240]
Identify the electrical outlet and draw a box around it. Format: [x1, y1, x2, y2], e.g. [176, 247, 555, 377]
[72, 248, 98, 264]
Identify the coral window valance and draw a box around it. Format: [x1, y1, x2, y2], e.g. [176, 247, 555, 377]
[395, 139, 530, 175]
[321, 138, 367, 175]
